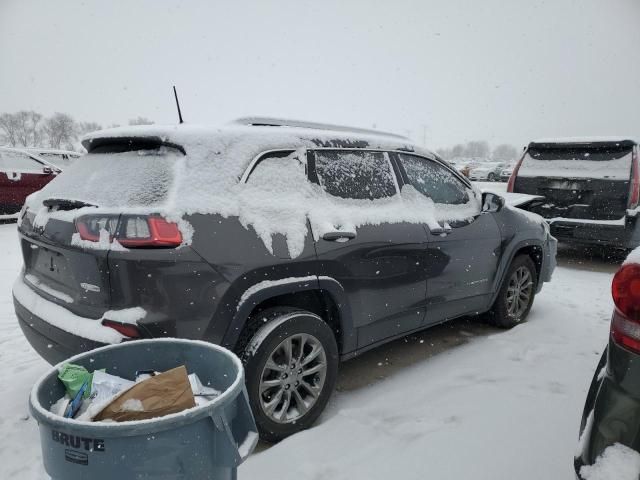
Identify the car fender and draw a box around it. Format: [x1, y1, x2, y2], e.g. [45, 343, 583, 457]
[221, 275, 355, 354]
[490, 237, 547, 305]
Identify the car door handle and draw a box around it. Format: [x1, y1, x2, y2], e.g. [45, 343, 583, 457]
[429, 226, 451, 236]
[322, 231, 357, 242]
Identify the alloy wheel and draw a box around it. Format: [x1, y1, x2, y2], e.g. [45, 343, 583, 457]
[259, 333, 327, 424]
[506, 266, 534, 320]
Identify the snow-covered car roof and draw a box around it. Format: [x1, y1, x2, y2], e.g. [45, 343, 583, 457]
[530, 136, 637, 147]
[81, 119, 432, 161]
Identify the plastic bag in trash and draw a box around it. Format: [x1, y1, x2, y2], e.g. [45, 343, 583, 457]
[189, 373, 221, 406]
[57, 364, 95, 399]
[90, 370, 135, 405]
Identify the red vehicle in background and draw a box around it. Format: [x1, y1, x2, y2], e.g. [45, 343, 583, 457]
[0, 147, 60, 217]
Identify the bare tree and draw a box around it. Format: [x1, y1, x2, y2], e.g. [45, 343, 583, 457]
[492, 144, 519, 162]
[77, 121, 102, 137]
[0, 112, 20, 146]
[465, 140, 490, 159]
[451, 144, 465, 159]
[42, 113, 76, 149]
[128, 116, 154, 126]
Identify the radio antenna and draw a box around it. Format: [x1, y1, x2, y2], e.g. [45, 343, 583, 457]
[173, 86, 184, 124]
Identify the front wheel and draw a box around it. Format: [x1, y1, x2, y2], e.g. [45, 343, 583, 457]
[487, 255, 537, 328]
[488, 172, 496, 182]
[240, 309, 339, 442]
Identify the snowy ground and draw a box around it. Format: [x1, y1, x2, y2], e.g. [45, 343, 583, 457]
[0, 211, 617, 479]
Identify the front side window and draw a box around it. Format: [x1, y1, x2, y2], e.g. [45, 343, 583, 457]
[398, 153, 469, 205]
[313, 150, 397, 200]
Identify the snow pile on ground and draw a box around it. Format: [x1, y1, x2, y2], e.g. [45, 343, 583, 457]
[580, 443, 640, 480]
[23, 124, 488, 258]
[0, 220, 615, 479]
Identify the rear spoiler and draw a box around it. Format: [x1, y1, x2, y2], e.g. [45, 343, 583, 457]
[81, 136, 186, 155]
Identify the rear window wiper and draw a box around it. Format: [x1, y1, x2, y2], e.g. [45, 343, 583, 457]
[42, 198, 97, 211]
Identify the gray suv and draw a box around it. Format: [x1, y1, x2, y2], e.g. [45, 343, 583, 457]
[14, 118, 556, 440]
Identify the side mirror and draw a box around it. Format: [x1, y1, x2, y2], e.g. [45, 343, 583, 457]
[42, 166, 53, 174]
[482, 191, 505, 213]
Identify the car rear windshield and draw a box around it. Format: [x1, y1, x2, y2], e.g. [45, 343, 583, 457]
[527, 145, 632, 161]
[518, 145, 633, 180]
[33, 147, 181, 208]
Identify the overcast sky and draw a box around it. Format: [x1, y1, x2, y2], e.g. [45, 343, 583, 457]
[1, 0, 639, 149]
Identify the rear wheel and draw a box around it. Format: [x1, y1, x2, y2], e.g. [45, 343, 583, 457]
[239, 308, 339, 442]
[487, 255, 537, 328]
[488, 172, 497, 182]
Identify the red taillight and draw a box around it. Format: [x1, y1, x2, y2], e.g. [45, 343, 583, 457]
[628, 149, 640, 208]
[102, 319, 141, 338]
[75, 215, 182, 248]
[118, 216, 182, 247]
[611, 263, 640, 353]
[506, 150, 526, 193]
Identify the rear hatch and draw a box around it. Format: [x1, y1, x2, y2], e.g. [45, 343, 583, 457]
[17, 138, 183, 319]
[514, 140, 636, 221]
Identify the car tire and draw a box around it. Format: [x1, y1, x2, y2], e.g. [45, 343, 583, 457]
[487, 255, 538, 328]
[238, 308, 339, 442]
[488, 173, 496, 182]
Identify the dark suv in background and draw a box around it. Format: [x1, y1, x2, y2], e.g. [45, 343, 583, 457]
[14, 118, 556, 440]
[508, 137, 639, 250]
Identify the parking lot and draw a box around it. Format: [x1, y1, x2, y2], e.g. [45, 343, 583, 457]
[0, 210, 619, 479]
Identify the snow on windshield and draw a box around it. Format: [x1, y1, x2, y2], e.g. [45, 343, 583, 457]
[26, 126, 485, 257]
[36, 147, 179, 208]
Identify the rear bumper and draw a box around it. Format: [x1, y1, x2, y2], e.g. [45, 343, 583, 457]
[14, 295, 107, 365]
[548, 216, 639, 249]
[537, 234, 557, 291]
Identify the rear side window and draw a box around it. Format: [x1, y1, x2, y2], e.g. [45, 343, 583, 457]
[245, 151, 307, 191]
[398, 153, 469, 205]
[313, 150, 397, 200]
[0, 150, 43, 172]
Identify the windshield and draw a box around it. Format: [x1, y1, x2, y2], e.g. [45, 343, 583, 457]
[37, 153, 78, 169]
[33, 147, 180, 208]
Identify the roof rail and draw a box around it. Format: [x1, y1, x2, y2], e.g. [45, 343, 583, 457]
[231, 116, 410, 141]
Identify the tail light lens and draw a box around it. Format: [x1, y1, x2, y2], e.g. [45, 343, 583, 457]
[102, 319, 141, 338]
[628, 149, 640, 208]
[506, 150, 527, 193]
[75, 215, 182, 248]
[611, 263, 640, 353]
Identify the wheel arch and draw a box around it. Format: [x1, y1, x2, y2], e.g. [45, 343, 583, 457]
[490, 240, 544, 306]
[222, 276, 355, 355]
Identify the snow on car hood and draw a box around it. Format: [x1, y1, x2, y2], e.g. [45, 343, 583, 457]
[25, 124, 482, 258]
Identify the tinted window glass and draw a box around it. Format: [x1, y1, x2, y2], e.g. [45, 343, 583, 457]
[527, 145, 632, 161]
[399, 153, 469, 205]
[0, 150, 43, 171]
[314, 150, 397, 200]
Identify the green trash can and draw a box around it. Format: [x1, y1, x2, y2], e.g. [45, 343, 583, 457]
[29, 338, 258, 480]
